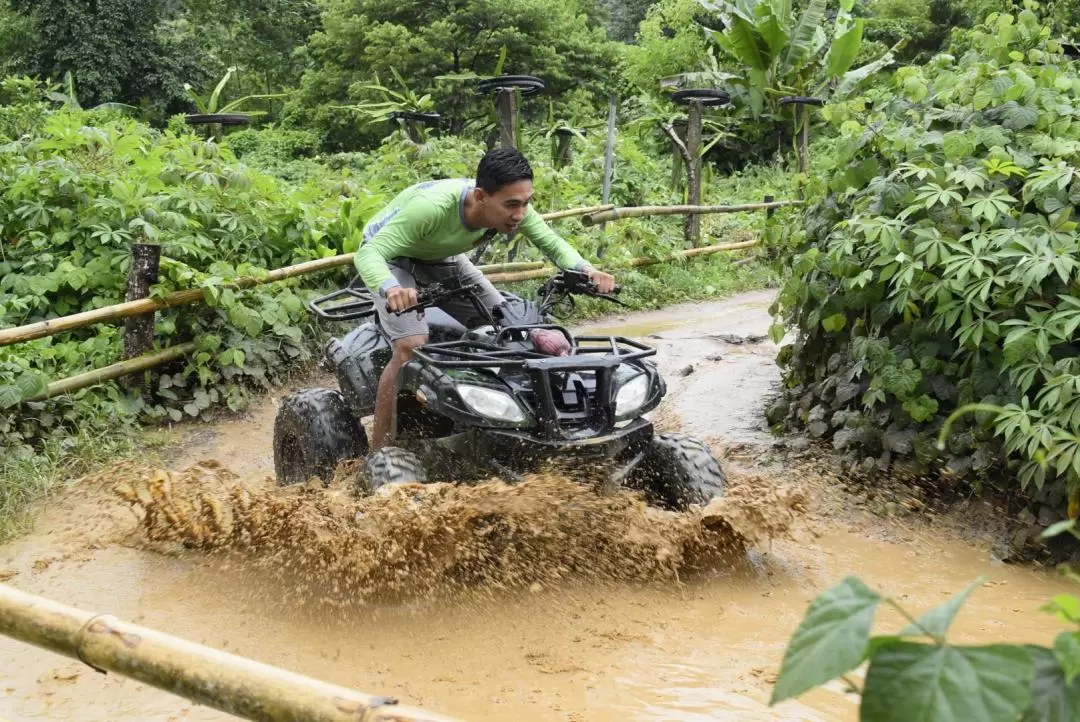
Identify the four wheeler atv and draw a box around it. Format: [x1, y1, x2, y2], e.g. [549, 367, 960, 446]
[272, 269, 726, 510]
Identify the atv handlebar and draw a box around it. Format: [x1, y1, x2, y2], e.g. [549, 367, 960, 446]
[306, 269, 623, 323]
[394, 279, 483, 316]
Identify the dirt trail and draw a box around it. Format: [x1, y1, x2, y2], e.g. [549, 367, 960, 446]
[1, 290, 1077, 722]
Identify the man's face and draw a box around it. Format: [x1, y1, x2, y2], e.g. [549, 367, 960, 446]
[478, 179, 532, 233]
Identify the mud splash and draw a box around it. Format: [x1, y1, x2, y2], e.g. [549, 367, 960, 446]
[104, 459, 805, 611]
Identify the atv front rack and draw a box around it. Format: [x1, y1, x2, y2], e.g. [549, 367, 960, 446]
[411, 332, 655, 369]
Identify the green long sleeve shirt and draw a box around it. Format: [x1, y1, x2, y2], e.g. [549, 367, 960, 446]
[354, 178, 589, 292]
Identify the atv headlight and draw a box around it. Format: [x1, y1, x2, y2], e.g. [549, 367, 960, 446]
[615, 373, 649, 418]
[458, 384, 526, 423]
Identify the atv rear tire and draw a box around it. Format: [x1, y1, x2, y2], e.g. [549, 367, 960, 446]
[274, 388, 368, 487]
[630, 432, 726, 510]
[360, 446, 428, 494]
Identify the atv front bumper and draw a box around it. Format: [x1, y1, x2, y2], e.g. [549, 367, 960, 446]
[476, 417, 654, 471]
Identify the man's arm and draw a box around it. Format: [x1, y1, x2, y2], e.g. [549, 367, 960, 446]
[517, 205, 591, 272]
[518, 206, 616, 292]
[354, 201, 439, 294]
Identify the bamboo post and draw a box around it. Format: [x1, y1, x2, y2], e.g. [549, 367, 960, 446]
[684, 100, 704, 246]
[497, 89, 518, 149]
[580, 200, 802, 226]
[600, 96, 617, 236]
[0, 583, 458, 722]
[24, 343, 197, 402]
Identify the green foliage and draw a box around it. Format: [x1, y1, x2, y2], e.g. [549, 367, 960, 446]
[623, 0, 721, 93]
[8, 0, 206, 116]
[287, 0, 621, 150]
[772, 8, 1080, 512]
[599, 0, 658, 42]
[860, 0, 993, 64]
[771, 575, 1080, 720]
[698, 0, 891, 118]
[0, 96, 380, 460]
[183, 66, 285, 116]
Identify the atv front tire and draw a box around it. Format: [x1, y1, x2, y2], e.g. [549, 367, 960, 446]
[630, 432, 726, 510]
[360, 446, 428, 494]
[273, 388, 368, 486]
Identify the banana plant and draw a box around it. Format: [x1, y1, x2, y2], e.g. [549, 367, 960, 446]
[697, 0, 896, 117]
[334, 68, 439, 143]
[183, 66, 285, 116]
[46, 71, 137, 114]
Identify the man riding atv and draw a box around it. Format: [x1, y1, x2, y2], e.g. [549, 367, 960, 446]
[355, 148, 617, 453]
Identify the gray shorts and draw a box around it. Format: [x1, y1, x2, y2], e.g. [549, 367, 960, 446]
[374, 255, 505, 341]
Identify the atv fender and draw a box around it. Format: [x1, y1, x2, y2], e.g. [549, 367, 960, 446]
[326, 323, 391, 419]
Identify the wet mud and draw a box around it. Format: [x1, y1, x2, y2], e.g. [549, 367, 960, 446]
[1, 291, 1078, 722]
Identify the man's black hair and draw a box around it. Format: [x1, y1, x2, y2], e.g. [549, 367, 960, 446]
[476, 147, 533, 193]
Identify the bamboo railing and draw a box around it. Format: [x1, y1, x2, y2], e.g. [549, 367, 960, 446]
[2, 200, 784, 402]
[0, 583, 458, 722]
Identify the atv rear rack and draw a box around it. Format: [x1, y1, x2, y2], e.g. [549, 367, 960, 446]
[411, 333, 655, 369]
[307, 287, 377, 322]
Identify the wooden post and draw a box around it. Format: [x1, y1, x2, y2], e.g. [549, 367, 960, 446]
[670, 118, 688, 192]
[797, 105, 809, 175]
[122, 243, 161, 392]
[554, 132, 574, 168]
[600, 95, 617, 236]
[684, 100, 704, 247]
[497, 88, 518, 149]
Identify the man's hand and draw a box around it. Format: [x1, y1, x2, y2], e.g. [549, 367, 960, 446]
[385, 286, 419, 313]
[587, 268, 616, 294]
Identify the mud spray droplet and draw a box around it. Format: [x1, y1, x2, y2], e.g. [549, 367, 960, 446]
[105, 458, 806, 616]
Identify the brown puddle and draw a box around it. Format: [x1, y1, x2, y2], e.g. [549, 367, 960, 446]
[1, 292, 1078, 721]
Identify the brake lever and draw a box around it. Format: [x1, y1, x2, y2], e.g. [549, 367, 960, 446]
[594, 292, 628, 307]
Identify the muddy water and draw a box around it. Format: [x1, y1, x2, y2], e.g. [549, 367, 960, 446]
[1, 291, 1077, 722]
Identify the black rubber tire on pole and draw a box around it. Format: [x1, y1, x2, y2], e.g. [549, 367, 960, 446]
[670, 88, 731, 107]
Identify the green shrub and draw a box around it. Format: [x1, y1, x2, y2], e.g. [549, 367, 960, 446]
[770, 8, 1080, 522]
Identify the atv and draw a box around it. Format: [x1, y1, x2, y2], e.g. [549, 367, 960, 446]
[272, 269, 726, 511]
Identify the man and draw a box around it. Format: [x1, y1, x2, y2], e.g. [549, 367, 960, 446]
[354, 147, 617, 451]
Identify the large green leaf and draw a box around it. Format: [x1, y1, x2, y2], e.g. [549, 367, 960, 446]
[1054, 632, 1080, 684]
[781, 0, 826, 72]
[826, 20, 864, 78]
[835, 49, 898, 98]
[770, 576, 881, 704]
[16, 372, 47, 401]
[722, 17, 770, 71]
[900, 577, 986, 639]
[862, 643, 1034, 722]
[1023, 645, 1080, 722]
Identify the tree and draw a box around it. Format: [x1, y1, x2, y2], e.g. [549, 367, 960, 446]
[178, 0, 320, 96]
[623, 0, 721, 93]
[6, 0, 205, 117]
[287, 0, 622, 150]
[599, 0, 658, 41]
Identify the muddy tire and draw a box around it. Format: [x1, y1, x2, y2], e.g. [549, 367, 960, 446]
[273, 388, 368, 487]
[630, 432, 726, 510]
[360, 446, 428, 494]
